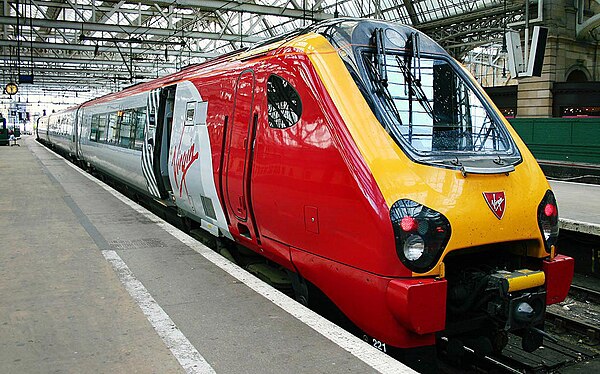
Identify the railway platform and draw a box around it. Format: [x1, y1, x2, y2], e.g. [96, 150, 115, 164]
[0, 137, 411, 374]
[550, 180, 600, 236]
[540, 160, 600, 185]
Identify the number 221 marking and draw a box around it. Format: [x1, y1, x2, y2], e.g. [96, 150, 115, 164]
[372, 339, 387, 353]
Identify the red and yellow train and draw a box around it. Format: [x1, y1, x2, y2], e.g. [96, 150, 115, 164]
[37, 18, 574, 365]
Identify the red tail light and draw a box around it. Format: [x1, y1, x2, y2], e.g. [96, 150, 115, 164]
[400, 216, 418, 232]
[544, 203, 557, 217]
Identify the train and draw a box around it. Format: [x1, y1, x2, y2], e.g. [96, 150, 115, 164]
[37, 18, 574, 370]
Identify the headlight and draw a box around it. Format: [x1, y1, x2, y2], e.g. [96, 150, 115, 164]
[537, 190, 559, 252]
[404, 234, 425, 261]
[390, 199, 451, 273]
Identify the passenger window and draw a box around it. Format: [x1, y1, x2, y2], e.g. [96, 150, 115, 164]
[90, 114, 99, 141]
[133, 107, 146, 150]
[89, 108, 145, 148]
[267, 75, 302, 129]
[119, 110, 132, 148]
[107, 112, 120, 143]
[97, 114, 108, 141]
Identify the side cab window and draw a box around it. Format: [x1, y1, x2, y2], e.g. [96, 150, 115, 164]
[266, 75, 302, 129]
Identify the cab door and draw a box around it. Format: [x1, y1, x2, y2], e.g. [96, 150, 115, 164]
[224, 70, 260, 241]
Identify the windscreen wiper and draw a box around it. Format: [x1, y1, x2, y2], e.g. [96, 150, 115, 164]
[372, 28, 388, 87]
[395, 34, 436, 124]
[367, 28, 402, 132]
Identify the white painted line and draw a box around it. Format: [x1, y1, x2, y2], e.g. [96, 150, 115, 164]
[102, 250, 216, 374]
[41, 143, 416, 374]
[38, 145, 215, 374]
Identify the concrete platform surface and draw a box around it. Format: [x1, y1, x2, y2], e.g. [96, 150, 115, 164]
[0, 137, 411, 374]
[549, 180, 600, 236]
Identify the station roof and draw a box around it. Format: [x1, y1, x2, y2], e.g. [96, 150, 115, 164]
[0, 0, 529, 99]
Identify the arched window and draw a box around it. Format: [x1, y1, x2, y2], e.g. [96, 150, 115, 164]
[566, 69, 588, 83]
[267, 75, 302, 129]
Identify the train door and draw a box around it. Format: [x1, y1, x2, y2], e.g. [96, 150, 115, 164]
[224, 70, 260, 241]
[142, 85, 175, 199]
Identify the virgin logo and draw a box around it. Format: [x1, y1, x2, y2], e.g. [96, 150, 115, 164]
[483, 191, 506, 219]
[171, 142, 199, 197]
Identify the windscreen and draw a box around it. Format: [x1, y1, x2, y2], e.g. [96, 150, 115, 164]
[362, 51, 514, 158]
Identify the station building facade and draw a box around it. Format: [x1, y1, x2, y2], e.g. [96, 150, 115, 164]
[486, 0, 600, 118]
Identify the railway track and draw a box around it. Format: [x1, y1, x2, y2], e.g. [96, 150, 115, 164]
[439, 327, 597, 373]
[546, 277, 600, 346]
[569, 281, 600, 303]
[483, 275, 599, 373]
[492, 276, 600, 373]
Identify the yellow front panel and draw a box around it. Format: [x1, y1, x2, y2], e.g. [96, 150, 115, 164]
[288, 34, 550, 275]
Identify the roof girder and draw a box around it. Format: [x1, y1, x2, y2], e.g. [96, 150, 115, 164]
[0, 15, 263, 42]
[134, 0, 332, 21]
[0, 39, 216, 58]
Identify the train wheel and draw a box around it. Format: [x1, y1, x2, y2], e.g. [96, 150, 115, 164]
[489, 330, 509, 354]
[287, 271, 309, 307]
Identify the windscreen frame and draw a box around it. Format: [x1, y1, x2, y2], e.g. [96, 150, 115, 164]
[315, 19, 523, 170]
